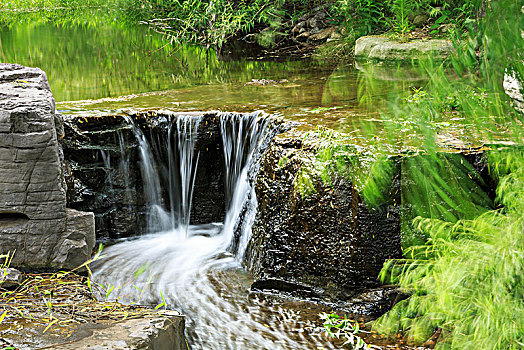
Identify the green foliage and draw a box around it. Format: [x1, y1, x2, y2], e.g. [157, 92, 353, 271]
[387, 0, 412, 37]
[400, 153, 494, 247]
[335, 0, 386, 36]
[353, 0, 524, 348]
[138, 0, 320, 47]
[377, 150, 524, 348]
[320, 312, 379, 349]
[332, 0, 483, 44]
[293, 127, 398, 208]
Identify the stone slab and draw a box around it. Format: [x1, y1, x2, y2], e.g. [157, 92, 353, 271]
[55, 311, 186, 350]
[355, 35, 453, 62]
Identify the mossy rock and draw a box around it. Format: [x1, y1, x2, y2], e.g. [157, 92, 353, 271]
[355, 35, 453, 62]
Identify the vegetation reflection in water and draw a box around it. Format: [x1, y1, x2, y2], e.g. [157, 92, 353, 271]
[0, 21, 314, 101]
[1, 12, 421, 135]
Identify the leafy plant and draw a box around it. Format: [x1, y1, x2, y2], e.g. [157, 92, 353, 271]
[388, 0, 412, 38]
[321, 312, 379, 349]
[352, 0, 524, 348]
[336, 0, 386, 36]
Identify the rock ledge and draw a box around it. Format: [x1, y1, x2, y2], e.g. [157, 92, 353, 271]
[355, 36, 453, 62]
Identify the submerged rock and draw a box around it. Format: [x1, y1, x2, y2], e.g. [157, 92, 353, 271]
[0, 64, 95, 269]
[355, 36, 453, 62]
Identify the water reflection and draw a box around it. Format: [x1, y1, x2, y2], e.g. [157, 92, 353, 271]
[0, 20, 333, 101]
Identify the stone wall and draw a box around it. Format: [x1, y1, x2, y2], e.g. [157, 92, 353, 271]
[62, 111, 227, 239]
[245, 136, 402, 304]
[0, 64, 95, 269]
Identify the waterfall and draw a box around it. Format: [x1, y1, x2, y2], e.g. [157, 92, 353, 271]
[167, 115, 202, 233]
[117, 129, 132, 204]
[122, 115, 167, 232]
[99, 149, 113, 190]
[121, 111, 272, 249]
[93, 112, 332, 350]
[122, 114, 202, 235]
[220, 112, 273, 258]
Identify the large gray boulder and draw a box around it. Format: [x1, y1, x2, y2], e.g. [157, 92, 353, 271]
[0, 63, 95, 269]
[355, 36, 453, 62]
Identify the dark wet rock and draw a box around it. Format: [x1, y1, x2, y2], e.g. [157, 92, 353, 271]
[346, 286, 409, 317]
[290, 5, 337, 45]
[355, 36, 453, 62]
[245, 136, 402, 304]
[0, 64, 95, 269]
[62, 111, 248, 239]
[0, 268, 22, 289]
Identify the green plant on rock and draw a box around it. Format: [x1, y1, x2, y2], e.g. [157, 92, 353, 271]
[387, 0, 412, 38]
[321, 312, 379, 349]
[293, 127, 398, 209]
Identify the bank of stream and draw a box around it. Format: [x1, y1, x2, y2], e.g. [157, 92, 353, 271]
[0, 14, 500, 350]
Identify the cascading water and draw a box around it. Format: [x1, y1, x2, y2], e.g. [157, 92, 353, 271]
[167, 115, 202, 234]
[117, 129, 132, 204]
[122, 115, 166, 232]
[93, 112, 337, 349]
[220, 113, 271, 258]
[99, 149, 113, 190]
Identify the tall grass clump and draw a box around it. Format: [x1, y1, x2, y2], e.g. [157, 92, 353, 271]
[360, 0, 524, 348]
[377, 149, 524, 348]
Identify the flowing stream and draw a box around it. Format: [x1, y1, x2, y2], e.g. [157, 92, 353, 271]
[92, 113, 338, 349]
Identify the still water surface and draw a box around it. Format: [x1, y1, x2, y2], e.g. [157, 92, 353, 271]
[0, 18, 422, 132]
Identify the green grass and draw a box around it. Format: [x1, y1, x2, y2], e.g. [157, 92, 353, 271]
[356, 1, 524, 348]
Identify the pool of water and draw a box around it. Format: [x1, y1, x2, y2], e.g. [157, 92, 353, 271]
[0, 16, 424, 133]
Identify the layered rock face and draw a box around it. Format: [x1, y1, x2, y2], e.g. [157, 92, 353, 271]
[63, 111, 227, 239]
[0, 63, 95, 269]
